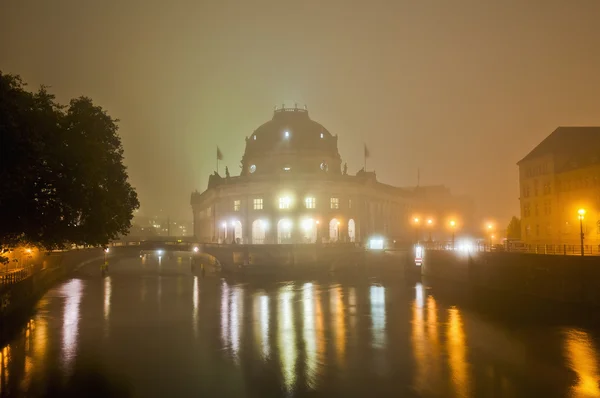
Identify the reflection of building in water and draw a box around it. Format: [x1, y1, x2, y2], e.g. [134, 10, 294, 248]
[104, 276, 112, 339]
[330, 285, 346, 365]
[193, 276, 199, 338]
[303, 283, 318, 388]
[411, 284, 443, 396]
[62, 279, 83, 373]
[278, 285, 297, 391]
[564, 329, 600, 397]
[230, 286, 244, 360]
[370, 286, 386, 349]
[221, 282, 229, 349]
[253, 293, 270, 360]
[447, 307, 470, 398]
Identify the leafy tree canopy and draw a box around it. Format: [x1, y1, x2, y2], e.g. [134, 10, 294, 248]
[506, 216, 521, 240]
[0, 72, 139, 258]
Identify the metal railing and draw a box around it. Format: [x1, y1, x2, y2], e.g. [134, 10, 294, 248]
[420, 241, 600, 256]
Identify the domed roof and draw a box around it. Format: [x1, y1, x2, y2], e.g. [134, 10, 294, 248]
[241, 106, 341, 176]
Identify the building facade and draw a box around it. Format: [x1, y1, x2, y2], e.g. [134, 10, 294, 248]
[518, 127, 600, 246]
[191, 106, 470, 245]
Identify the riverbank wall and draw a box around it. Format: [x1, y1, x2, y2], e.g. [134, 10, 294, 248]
[422, 250, 600, 306]
[0, 249, 104, 340]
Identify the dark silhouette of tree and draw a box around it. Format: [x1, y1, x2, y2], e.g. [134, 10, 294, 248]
[506, 216, 521, 240]
[0, 72, 139, 260]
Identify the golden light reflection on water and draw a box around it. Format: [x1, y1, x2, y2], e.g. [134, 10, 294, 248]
[330, 285, 346, 365]
[193, 276, 199, 338]
[564, 329, 600, 397]
[62, 279, 83, 373]
[230, 286, 244, 360]
[253, 293, 270, 359]
[370, 285, 386, 349]
[303, 283, 318, 388]
[104, 276, 112, 340]
[221, 281, 229, 348]
[411, 283, 427, 393]
[447, 306, 469, 398]
[1, 345, 10, 395]
[278, 285, 297, 391]
[411, 284, 443, 396]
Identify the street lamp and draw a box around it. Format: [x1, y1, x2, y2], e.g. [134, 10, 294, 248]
[449, 220, 456, 250]
[578, 208, 586, 256]
[487, 223, 494, 251]
[413, 217, 421, 244]
[426, 219, 433, 242]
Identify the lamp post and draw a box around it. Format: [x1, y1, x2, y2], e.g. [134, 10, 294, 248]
[413, 217, 420, 245]
[427, 219, 433, 243]
[487, 223, 494, 251]
[578, 209, 586, 256]
[449, 220, 456, 250]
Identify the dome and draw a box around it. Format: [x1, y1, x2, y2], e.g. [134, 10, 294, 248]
[241, 106, 342, 176]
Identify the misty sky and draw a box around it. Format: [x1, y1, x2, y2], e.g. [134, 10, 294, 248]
[2, 0, 600, 225]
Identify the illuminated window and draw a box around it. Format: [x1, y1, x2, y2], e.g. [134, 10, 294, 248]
[253, 135, 256, 140]
[597, 221, 600, 234]
[305, 197, 316, 209]
[279, 196, 291, 209]
[283, 166, 291, 171]
[330, 197, 339, 209]
[320, 132, 324, 139]
[253, 198, 263, 210]
[249, 164, 256, 173]
[233, 200, 240, 212]
[284, 130, 290, 139]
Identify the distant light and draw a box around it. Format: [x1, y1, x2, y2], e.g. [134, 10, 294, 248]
[282, 219, 292, 229]
[25, 248, 32, 253]
[320, 133, 324, 139]
[222, 222, 227, 228]
[193, 247, 199, 253]
[369, 238, 384, 250]
[284, 130, 290, 138]
[427, 219, 433, 225]
[413, 217, 419, 223]
[578, 208, 586, 219]
[283, 166, 291, 171]
[301, 218, 314, 231]
[253, 135, 256, 140]
[157, 249, 163, 256]
[231, 220, 237, 226]
[104, 247, 109, 253]
[249, 164, 256, 173]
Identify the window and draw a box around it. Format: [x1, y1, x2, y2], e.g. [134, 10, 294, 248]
[305, 197, 316, 209]
[253, 198, 263, 210]
[534, 180, 538, 196]
[534, 203, 539, 216]
[523, 203, 530, 217]
[330, 197, 339, 209]
[597, 221, 600, 235]
[523, 185, 530, 198]
[543, 182, 551, 195]
[348, 199, 352, 209]
[279, 196, 291, 209]
[535, 224, 540, 236]
[544, 200, 551, 215]
[233, 200, 240, 212]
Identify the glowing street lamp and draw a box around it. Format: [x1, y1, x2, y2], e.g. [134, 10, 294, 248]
[578, 209, 586, 256]
[426, 218, 433, 242]
[413, 217, 421, 244]
[449, 220, 457, 250]
[486, 223, 495, 250]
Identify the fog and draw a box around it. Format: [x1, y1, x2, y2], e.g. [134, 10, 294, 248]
[2, 0, 600, 223]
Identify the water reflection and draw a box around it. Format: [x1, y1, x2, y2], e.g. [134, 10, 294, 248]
[370, 285, 386, 349]
[229, 286, 243, 360]
[1, 345, 10, 395]
[221, 281, 229, 348]
[192, 276, 199, 338]
[278, 284, 297, 391]
[447, 306, 469, 398]
[564, 329, 600, 397]
[412, 283, 427, 394]
[331, 285, 346, 364]
[104, 276, 112, 339]
[303, 283, 318, 388]
[253, 293, 270, 359]
[62, 279, 83, 373]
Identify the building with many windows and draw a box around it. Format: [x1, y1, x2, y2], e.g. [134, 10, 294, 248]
[518, 127, 600, 246]
[191, 106, 471, 244]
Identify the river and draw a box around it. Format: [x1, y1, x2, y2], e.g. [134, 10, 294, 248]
[1, 255, 599, 397]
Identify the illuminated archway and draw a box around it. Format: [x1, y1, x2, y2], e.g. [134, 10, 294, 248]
[348, 219, 356, 242]
[277, 219, 293, 244]
[329, 218, 340, 242]
[301, 218, 317, 243]
[252, 219, 267, 244]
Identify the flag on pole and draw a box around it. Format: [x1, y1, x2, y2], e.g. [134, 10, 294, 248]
[364, 144, 370, 158]
[217, 146, 223, 160]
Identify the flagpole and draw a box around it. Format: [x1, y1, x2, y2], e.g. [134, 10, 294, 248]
[216, 146, 219, 174]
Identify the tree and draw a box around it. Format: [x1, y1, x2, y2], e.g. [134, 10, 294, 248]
[506, 216, 521, 240]
[0, 72, 139, 261]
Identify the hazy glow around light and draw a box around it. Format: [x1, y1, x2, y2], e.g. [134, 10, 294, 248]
[369, 238, 384, 250]
[193, 246, 199, 253]
[284, 130, 290, 138]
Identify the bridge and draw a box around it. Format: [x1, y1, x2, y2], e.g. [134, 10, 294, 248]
[108, 238, 367, 273]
